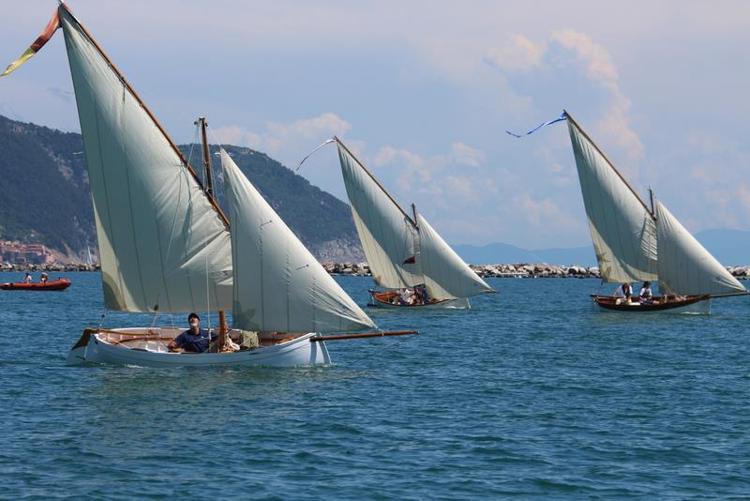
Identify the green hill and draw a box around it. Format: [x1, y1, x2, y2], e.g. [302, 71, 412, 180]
[0, 115, 362, 262]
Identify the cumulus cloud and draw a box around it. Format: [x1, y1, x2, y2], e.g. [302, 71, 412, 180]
[484, 34, 545, 72]
[550, 30, 643, 162]
[213, 112, 351, 157]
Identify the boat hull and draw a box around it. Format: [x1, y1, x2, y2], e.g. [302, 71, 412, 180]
[592, 295, 711, 314]
[368, 290, 471, 309]
[66, 328, 331, 367]
[1, 278, 71, 291]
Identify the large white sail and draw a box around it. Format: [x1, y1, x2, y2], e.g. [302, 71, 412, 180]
[566, 115, 658, 283]
[221, 150, 375, 333]
[60, 7, 232, 313]
[655, 201, 746, 296]
[336, 141, 423, 289]
[416, 213, 493, 299]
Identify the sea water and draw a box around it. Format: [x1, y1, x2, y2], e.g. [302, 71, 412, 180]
[1, 272, 749, 498]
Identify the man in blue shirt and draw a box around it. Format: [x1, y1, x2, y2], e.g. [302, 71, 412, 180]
[168, 313, 216, 353]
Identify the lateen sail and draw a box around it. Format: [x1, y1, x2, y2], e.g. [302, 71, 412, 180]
[336, 141, 423, 289]
[60, 7, 232, 313]
[416, 214, 493, 299]
[566, 114, 658, 283]
[655, 201, 746, 296]
[221, 150, 375, 333]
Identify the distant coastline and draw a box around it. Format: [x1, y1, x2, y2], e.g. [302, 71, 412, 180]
[3, 261, 749, 280]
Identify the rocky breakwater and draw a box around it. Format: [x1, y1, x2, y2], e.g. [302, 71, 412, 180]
[469, 264, 601, 278]
[323, 262, 750, 280]
[1, 262, 100, 272]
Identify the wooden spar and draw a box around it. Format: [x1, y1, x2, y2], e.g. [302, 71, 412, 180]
[196, 117, 214, 198]
[563, 110, 654, 219]
[334, 137, 417, 228]
[309, 330, 418, 342]
[58, 4, 230, 228]
[218, 309, 228, 347]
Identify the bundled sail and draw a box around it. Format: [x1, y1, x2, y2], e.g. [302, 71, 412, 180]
[336, 139, 493, 301]
[60, 7, 232, 313]
[655, 201, 745, 296]
[221, 149, 375, 332]
[566, 114, 658, 283]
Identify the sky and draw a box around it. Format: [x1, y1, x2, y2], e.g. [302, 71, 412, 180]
[2, 1, 749, 248]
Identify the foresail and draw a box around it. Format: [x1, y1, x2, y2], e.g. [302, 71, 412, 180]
[221, 150, 375, 333]
[655, 201, 746, 296]
[567, 116, 658, 283]
[416, 214, 493, 299]
[336, 141, 423, 289]
[60, 7, 232, 313]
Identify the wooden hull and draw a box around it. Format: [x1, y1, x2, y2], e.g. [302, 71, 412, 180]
[66, 327, 331, 367]
[368, 290, 471, 310]
[592, 294, 711, 313]
[0, 278, 71, 291]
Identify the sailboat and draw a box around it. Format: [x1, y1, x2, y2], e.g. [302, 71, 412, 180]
[325, 138, 495, 309]
[4, 4, 414, 366]
[562, 110, 747, 312]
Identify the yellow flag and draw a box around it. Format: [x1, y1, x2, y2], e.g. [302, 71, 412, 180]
[1, 9, 60, 78]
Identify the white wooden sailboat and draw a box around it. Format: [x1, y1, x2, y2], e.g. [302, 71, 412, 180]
[331, 138, 495, 309]
[4, 4, 414, 366]
[563, 110, 747, 312]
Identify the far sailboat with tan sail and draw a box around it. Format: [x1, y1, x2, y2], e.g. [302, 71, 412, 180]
[3, 3, 415, 366]
[508, 110, 748, 313]
[300, 138, 495, 309]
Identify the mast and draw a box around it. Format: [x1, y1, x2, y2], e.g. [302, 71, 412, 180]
[196, 116, 226, 344]
[195, 117, 214, 199]
[649, 187, 655, 217]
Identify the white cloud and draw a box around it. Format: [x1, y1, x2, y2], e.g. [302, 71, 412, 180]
[550, 30, 643, 162]
[484, 34, 545, 72]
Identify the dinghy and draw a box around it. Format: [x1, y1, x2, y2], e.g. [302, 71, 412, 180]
[0, 278, 71, 291]
[5, 4, 414, 367]
[301, 138, 495, 309]
[562, 111, 747, 312]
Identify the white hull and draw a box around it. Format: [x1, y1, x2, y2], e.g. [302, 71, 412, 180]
[67, 328, 331, 368]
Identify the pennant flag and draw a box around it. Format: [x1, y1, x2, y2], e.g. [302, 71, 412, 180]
[505, 112, 567, 138]
[1, 8, 60, 78]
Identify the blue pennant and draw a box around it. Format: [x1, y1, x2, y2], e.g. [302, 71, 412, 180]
[506, 112, 567, 138]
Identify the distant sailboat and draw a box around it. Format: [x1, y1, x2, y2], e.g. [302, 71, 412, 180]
[5, 4, 413, 366]
[562, 110, 747, 312]
[333, 138, 495, 309]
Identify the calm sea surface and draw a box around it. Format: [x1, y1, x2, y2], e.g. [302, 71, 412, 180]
[1, 272, 749, 499]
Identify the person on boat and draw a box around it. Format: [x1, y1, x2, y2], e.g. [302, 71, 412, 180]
[399, 288, 415, 305]
[167, 312, 216, 353]
[613, 282, 632, 303]
[639, 281, 653, 303]
[413, 284, 429, 305]
[23, 272, 32, 283]
[40, 272, 48, 284]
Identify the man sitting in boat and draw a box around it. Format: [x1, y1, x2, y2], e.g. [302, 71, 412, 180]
[168, 312, 216, 353]
[40, 272, 48, 284]
[399, 288, 415, 305]
[613, 282, 633, 304]
[23, 272, 32, 283]
[639, 281, 653, 304]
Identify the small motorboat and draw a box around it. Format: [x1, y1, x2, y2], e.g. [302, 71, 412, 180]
[592, 294, 710, 313]
[0, 278, 71, 291]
